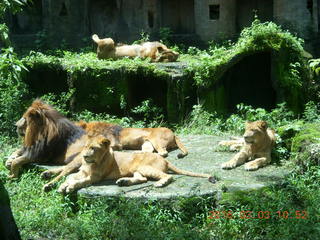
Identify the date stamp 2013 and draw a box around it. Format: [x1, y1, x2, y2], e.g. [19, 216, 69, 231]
[208, 210, 308, 220]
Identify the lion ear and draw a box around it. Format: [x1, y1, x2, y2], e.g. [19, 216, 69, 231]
[157, 46, 165, 53]
[29, 109, 41, 119]
[245, 121, 252, 127]
[100, 137, 110, 147]
[259, 121, 268, 130]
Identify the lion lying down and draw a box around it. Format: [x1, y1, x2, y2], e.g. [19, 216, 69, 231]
[5, 99, 87, 179]
[219, 120, 276, 171]
[92, 34, 179, 62]
[57, 134, 215, 194]
[5, 100, 122, 192]
[77, 121, 188, 158]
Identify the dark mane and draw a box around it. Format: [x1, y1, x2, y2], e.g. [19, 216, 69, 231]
[23, 100, 85, 163]
[110, 125, 123, 138]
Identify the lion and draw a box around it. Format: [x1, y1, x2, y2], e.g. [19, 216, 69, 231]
[75, 120, 122, 150]
[92, 34, 179, 62]
[218, 137, 244, 151]
[5, 99, 86, 179]
[219, 120, 276, 171]
[78, 121, 188, 158]
[57, 134, 215, 194]
[5, 100, 117, 191]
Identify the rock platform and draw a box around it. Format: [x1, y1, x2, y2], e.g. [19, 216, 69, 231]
[73, 135, 290, 199]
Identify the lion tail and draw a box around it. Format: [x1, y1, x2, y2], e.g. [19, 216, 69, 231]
[167, 161, 213, 180]
[175, 136, 188, 158]
[92, 34, 100, 43]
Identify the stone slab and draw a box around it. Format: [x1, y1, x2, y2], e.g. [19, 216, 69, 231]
[72, 135, 291, 199]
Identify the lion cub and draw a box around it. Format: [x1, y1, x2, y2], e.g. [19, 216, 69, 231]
[219, 120, 276, 171]
[58, 135, 214, 194]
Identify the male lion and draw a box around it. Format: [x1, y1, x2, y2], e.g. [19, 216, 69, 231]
[58, 135, 215, 194]
[219, 120, 276, 171]
[5, 100, 117, 191]
[6, 99, 86, 179]
[92, 34, 179, 62]
[78, 121, 188, 158]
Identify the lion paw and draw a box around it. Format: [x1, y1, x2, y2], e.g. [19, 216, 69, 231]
[218, 140, 228, 146]
[177, 153, 186, 159]
[43, 183, 55, 192]
[65, 186, 75, 194]
[41, 170, 53, 179]
[159, 152, 168, 158]
[58, 183, 74, 194]
[221, 161, 237, 170]
[153, 182, 165, 188]
[8, 174, 18, 179]
[116, 178, 131, 186]
[5, 160, 13, 170]
[244, 163, 259, 171]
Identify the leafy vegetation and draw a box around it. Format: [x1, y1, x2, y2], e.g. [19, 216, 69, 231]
[0, 6, 319, 239]
[0, 0, 30, 135]
[1, 101, 320, 239]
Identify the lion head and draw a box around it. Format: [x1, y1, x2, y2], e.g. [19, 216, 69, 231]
[17, 99, 85, 161]
[82, 135, 111, 164]
[243, 120, 268, 144]
[75, 121, 123, 150]
[155, 48, 179, 62]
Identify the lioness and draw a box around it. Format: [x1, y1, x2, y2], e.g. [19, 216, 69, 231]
[58, 135, 215, 194]
[92, 34, 179, 62]
[78, 121, 188, 158]
[220, 121, 276, 171]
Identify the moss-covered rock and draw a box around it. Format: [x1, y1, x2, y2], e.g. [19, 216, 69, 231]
[276, 121, 305, 150]
[187, 20, 311, 114]
[20, 20, 313, 120]
[291, 123, 320, 169]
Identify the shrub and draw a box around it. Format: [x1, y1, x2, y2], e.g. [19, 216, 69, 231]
[0, 47, 29, 135]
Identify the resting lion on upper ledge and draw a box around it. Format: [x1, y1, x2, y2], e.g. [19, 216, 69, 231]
[92, 34, 179, 62]
[78, 121, 188, 158]
[58, 135, 215, 194]
[219, 120, 276, 171]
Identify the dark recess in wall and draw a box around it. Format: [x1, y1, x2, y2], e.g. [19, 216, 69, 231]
[23, 68, 69, 95]
[127, 75, 168, 117]
[221, 52, 276, 112]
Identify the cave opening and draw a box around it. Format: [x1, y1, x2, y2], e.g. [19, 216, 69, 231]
[221, 51, 277, 112]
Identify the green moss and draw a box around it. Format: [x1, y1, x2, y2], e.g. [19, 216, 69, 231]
[201, 85, 227, 114]
[276, 121, 304, 149]
[291, 123, 320, 169]
[19, 20, 312, 117]
[186, 20, 310, 114]
[291, 123, 320, 152]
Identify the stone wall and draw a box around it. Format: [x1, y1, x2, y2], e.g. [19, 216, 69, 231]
[274, 0, 316, 40]
[42, 0, 90, 47]
[89, 0, 160, 43]
[6, 0, 320, 52]
[236, 0, 273, 32]
[194, 0, 237, 41]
